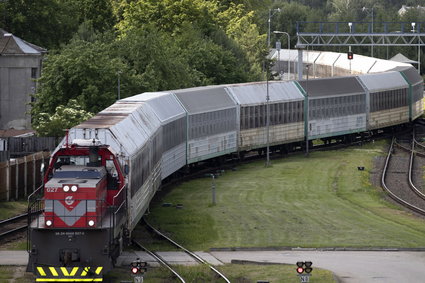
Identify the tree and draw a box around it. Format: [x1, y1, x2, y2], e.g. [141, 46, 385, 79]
[116, 0, 263, 83]
[31, 37, 141, 117]
[33, 100, 93, 137]
[0, 0, 78, 49]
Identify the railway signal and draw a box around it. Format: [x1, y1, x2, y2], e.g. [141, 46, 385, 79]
[296, 261, 313, 274]
[296, 261, 313, 283]
[347, 51, 354, 60]
[130, 258, 147, 274]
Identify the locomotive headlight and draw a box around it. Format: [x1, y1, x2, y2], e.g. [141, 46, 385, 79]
[63, 185, 70, 192]
[88, 220, 95, 227]
[71, 185, 78, 192]
[46, 220, 53, 227]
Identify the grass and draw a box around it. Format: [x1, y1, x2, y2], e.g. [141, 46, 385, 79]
[0, 201, 27, 220]
[0, 201, 28, 251]
[0, 266, 33, 283]
[145, 140, 425, 250]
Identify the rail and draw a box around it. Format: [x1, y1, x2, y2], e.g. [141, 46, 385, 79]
[381, 137, 425, 216]
[408, 131, 425, 200]
[132, 239, 186, 283]
[143, 219, 231, 283]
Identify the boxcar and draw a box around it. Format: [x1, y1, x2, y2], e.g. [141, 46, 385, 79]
[228, 81, 304, 151]
[122, 92, 187, 180]
[296, 76, 366, 140]
[172, 86, 238, 164]
[357, 71, 409, 130]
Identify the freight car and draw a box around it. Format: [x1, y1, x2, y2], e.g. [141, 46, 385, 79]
[27, 51, 423, 281]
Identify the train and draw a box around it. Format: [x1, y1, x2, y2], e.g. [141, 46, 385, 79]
[27, 50, 423, 281]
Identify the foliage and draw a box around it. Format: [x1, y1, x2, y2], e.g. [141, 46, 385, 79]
[7, 0, 422, 133]
[0, 0, 78, 49]
[32, 100, 93, 137]
[116, 0, 264, 82]
[32, 36, 141, 115]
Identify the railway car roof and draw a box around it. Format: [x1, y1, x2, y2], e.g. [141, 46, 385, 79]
[297, 76, 364, 97]
[228, 81, 304, 105]
[173, 86, 236, 114]
[121, 92, 186, 123]
[74, 101, 161, 157]
[397, 66, 423, 85]
[357, 71, 408, 92]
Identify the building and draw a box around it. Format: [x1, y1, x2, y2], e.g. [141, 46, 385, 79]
[398, 5, 425, 16]
[0, 29, 46, 130]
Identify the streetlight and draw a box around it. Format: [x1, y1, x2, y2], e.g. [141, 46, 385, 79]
[362, 6, 374, 57]
[265, 8, 280, 167]
[267, 8, 281, 47]
[305, 64, 310, 157]
[273, 31, 291, 80]
[117, 70, 122, 101]
[412, 22, 421, 74]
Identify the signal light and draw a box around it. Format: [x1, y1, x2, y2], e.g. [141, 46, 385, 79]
[130, 258, 148, 274]
[305, 261, 313, 273]
[296, 261, 313, 274]
[296, 261, 304, 274]
[347, 51, 354, 60]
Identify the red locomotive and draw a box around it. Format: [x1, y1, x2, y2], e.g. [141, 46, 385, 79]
[28, 139, 127, 281]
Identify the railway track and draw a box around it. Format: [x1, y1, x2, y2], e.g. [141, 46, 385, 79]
[132, 219, 231, 283]
[0, 213, 28, 241]
[381, 127, 425, 216]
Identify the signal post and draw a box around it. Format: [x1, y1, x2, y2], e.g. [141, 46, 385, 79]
[296, 261, 313, 283]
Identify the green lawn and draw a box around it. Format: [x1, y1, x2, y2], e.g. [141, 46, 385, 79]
[0, 201, 27, 220]
[145, 140, 425, 250]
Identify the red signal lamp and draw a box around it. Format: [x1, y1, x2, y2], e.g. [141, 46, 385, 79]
[131, 267, 138, 274]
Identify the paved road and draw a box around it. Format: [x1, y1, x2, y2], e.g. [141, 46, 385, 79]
[210, 250, 425, 283]
[4, 250, 425, 283]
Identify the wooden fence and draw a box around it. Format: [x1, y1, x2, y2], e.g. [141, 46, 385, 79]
[5, 136, 58, 157]
[0, 151, 50, 201]
[0, 151, 9, 162]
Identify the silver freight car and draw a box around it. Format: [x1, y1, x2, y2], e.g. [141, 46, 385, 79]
[296, 76, 366, 140]
[172, 86, 238, 164]
[227, 81, 304, 151]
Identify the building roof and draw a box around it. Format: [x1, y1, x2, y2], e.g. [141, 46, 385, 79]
[398, 5, 425, 16]
[0, 29, 46, 55]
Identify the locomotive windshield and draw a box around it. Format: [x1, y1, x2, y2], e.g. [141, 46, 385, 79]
[53, 170, 103, 179]
[52, 165, 106, 179]
[54, 155, 101, 168]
